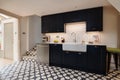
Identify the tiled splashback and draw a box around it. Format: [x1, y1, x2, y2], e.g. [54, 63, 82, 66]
[45, 33, 67, 43]
[45, 22, 101, 44]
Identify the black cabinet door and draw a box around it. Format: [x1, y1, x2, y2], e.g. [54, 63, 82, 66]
[62, 51, 79, 69]
[63, 10, 87, 23]
[62, 51, 87, 70]
[49, 44, 63, 67]
[42, 14, 64, 33]
[42, 16, 52, 33]
[87, 45, 106, 74]
[86, 7, 103, 31]
[63, 12, 78, 23]
[54, 14, 64, 32]
[77, 52, 87, 71]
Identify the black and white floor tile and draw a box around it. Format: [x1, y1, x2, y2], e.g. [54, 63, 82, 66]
[22, 45, 37, 62]
[0, 60, 120, 80]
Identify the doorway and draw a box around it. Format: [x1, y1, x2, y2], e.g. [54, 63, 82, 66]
[0, 13, 20, 62]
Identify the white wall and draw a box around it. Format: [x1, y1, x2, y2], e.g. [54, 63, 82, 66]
[20, 17, 28, 56]
[101, 6, 119, 48]
[20, 15, 42, 56]
[12, 18, 20, 61]
[28, 15, 42, 49]
[118, 15, 120, 48]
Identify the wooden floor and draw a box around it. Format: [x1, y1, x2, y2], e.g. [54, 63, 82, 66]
[0, 58, 14, 69]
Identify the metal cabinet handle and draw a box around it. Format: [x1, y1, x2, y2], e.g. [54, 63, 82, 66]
[94, 46, 98, 48]
[57, 30, 59, 31]
[66, 51, 69, 53]
[54, 44, 57, 46]
[78, 53, 81, 55]
[92, 27, 96, 30]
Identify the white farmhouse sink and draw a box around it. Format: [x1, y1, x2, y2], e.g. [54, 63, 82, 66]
[62, 43, 87, 52]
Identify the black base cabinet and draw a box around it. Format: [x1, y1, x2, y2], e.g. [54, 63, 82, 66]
[62, 51, 79, 69]
[87, 45, 107, 75]
[49, 44, 107, 75]
[77, 52, 88, 71]
[49, 44, 63, 67]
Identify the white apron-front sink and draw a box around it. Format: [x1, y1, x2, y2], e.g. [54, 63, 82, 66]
[62, 43, 87, 52]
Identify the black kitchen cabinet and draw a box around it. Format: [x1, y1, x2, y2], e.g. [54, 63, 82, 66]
[62, 51, 87, 70]
[87, 45, 107, 74]
[42, 14, 64, 33]
[42, 7, 103, 33]
[86, 7, 103, 31]
[63, 10, 87, 23]
[49, 44, 63, 67]
[49, 44, 87, 70]
[49, 44, 107, 75]
[63, 7, 103, 31]
[77, 52, 88, 71]
[62, 51, 79, 69]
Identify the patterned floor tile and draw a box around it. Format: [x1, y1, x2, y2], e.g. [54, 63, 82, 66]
[0, 60, 120, 80]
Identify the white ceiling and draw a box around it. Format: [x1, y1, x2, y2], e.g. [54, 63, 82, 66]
[107, 0, 120, 13]
[0, 0, 110, 16]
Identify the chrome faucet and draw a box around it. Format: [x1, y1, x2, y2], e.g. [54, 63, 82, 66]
[71, 32, 77, 43]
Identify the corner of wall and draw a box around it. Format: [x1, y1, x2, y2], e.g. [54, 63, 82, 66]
[102, 6, 119, 48]
[117, 14, 120, 48]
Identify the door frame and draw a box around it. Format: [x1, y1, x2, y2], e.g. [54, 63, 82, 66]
[1, 18, 20, 61]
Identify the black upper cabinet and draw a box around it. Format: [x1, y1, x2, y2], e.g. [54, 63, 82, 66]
[42, 14, 64, 33]
[63, 10, 87, 23]
[41, 7, 103, 33]
[64, 7, 103, 31]
[42, 16, 52, 33]
[86, 7, 103, 31]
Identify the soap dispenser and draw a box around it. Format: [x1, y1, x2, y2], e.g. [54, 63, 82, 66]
[61, 37, 65, 43]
